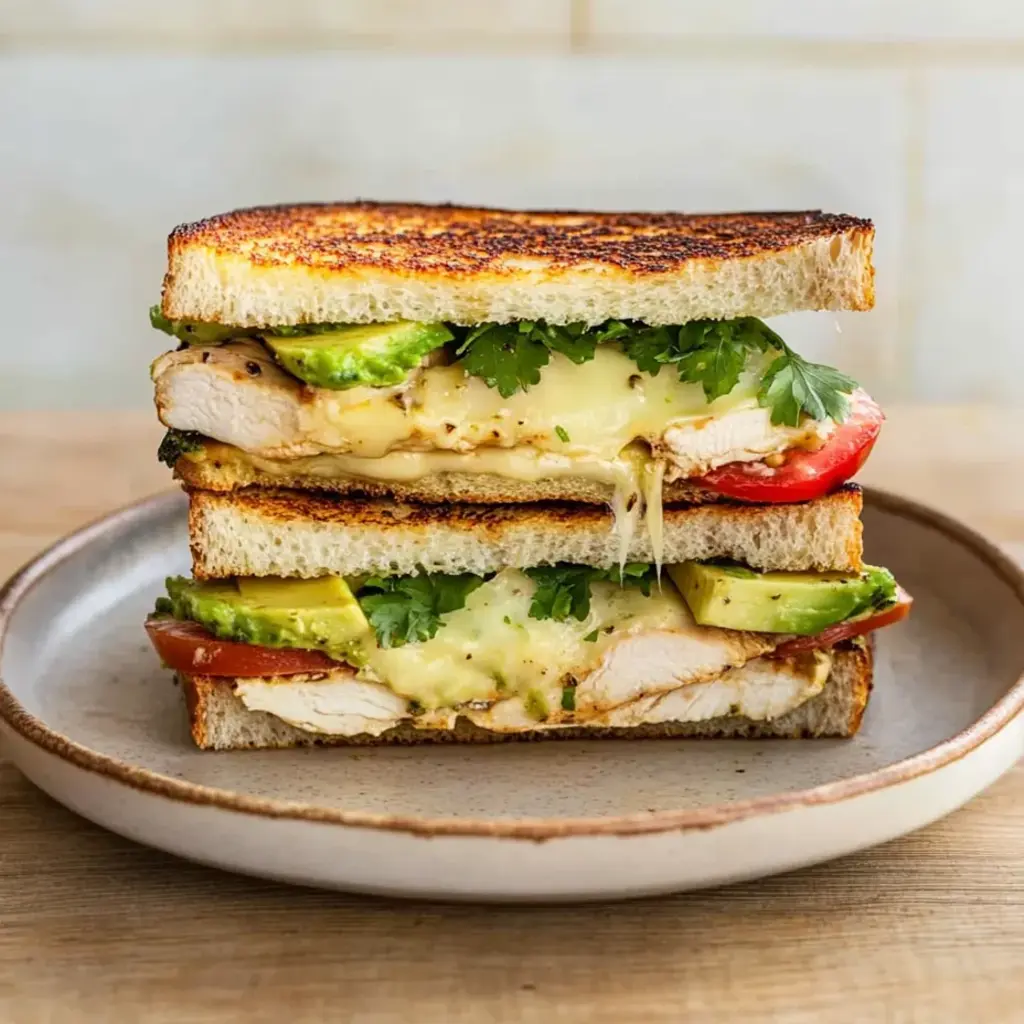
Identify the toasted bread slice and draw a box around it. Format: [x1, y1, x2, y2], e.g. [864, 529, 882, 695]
[162, 203, 874, 327]
[187, 485, 863, 579]
[181, 643, 872, 750]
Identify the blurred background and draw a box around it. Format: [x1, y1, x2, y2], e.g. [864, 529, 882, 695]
[0, 0, 1018, 409]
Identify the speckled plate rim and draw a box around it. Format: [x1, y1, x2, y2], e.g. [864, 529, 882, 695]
[0, 486, 1022, 841]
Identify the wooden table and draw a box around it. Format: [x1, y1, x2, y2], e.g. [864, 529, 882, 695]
[1, 410, 1021, 1023]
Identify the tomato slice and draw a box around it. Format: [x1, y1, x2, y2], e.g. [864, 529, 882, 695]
[772, 588, 913, 657]
[698, 390, 884, 504]
[145, 618, 340, 677]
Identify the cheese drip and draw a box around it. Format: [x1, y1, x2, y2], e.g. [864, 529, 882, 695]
[642, 458, 667, 575]
[188, 441, 671, 573]
[164, 340, 838, 566]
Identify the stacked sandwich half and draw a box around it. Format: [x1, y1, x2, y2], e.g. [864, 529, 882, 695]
[146, 202, 910, 750]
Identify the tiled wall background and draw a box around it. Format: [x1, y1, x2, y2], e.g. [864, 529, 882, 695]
[1, 1, 1018, 408]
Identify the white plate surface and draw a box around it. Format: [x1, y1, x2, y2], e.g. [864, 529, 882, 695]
[1, 489, 1022, 902]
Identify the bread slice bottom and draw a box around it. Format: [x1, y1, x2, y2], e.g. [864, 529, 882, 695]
[175, 451, 718, 506]
[180, 643, 872, 750]
[188, 485, 864, 579]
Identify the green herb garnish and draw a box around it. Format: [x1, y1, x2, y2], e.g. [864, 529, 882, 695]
[620, 316, 858, 424]
[151, 297, 858, 427]
[356, 573, 487, 648]
[157, 428, 205, 467]
[456, 324, 547, 397]
[454, 321, 597, 398]
[524, 563, 656, 622]
[455, 316, 856, 424]
[759, 346, 859, 426]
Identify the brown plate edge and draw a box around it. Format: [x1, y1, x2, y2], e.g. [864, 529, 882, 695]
[0, 487, 1022, 842]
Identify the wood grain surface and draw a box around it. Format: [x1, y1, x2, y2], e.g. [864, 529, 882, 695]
[0, 409, 1021, 1024]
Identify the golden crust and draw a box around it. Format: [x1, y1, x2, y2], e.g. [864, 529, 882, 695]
[167, 203, 871, 278]
[183, 666, 209, 749]
[165, 202, 872, 280]
[845, 637, 875, 735]
[187, 482, 862, 541]
[163, 202, 875, 323]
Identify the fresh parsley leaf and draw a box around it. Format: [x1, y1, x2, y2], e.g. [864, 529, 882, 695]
[675, 316, 857, 425]
[673, 318, 770, 402]
[561, 685, 577, 710]
[456, 321, 600, 396]
[456, 323, 551, 398]
[603, 562, 657, 596]
[536, 322, 599, 364]
[525, 566, 594, 622]
[555, 425, 571, 443]
[618, 315, 858, 425]
[431, 573, 487, 614]
[591, 320, 634, 344]
[356, 573, 486, 648]
[157, 428, 205, 467]
[451, 314, 858, 424]
[758, 351, 859, 427]
[619, 324, 677, 376]
[525, 563, 657, 622]
[582, 630, 600, 643]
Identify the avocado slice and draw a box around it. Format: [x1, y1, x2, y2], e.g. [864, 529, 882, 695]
[668, 562, 898, 635]
[263, 321, 453, 390]
[162, 575, 373, 664]
[149, 305, 246, 345]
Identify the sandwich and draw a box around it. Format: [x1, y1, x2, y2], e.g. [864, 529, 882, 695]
[144, 202, 910, 750]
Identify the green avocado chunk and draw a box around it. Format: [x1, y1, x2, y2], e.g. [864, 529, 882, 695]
[668, 562, 898, 635]
[149, 305, 245, 345]
[262, 321, 454, 390]
[161, 575, 373, 664]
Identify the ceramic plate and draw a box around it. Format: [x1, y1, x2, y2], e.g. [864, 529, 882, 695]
[1, 489, 1022, 902]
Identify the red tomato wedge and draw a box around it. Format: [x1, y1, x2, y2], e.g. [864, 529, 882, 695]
[772, 588, 913, 658]
[698, 390, 884, 504]
[145, 618, 339, 677]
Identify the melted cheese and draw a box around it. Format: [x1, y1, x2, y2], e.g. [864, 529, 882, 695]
[154, 339, 831, 469]
[363, 569, 773, 710]
[642, 457, 666, 572]
[230, 572, 829, 737]
[157, 340, 836, 568]
[192, 441, 644, 491]
[234, 651, 831, 737]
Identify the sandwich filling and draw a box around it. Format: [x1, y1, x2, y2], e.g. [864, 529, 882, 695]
[150, 313, 884, 554]
[147, 561, 910, 737]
